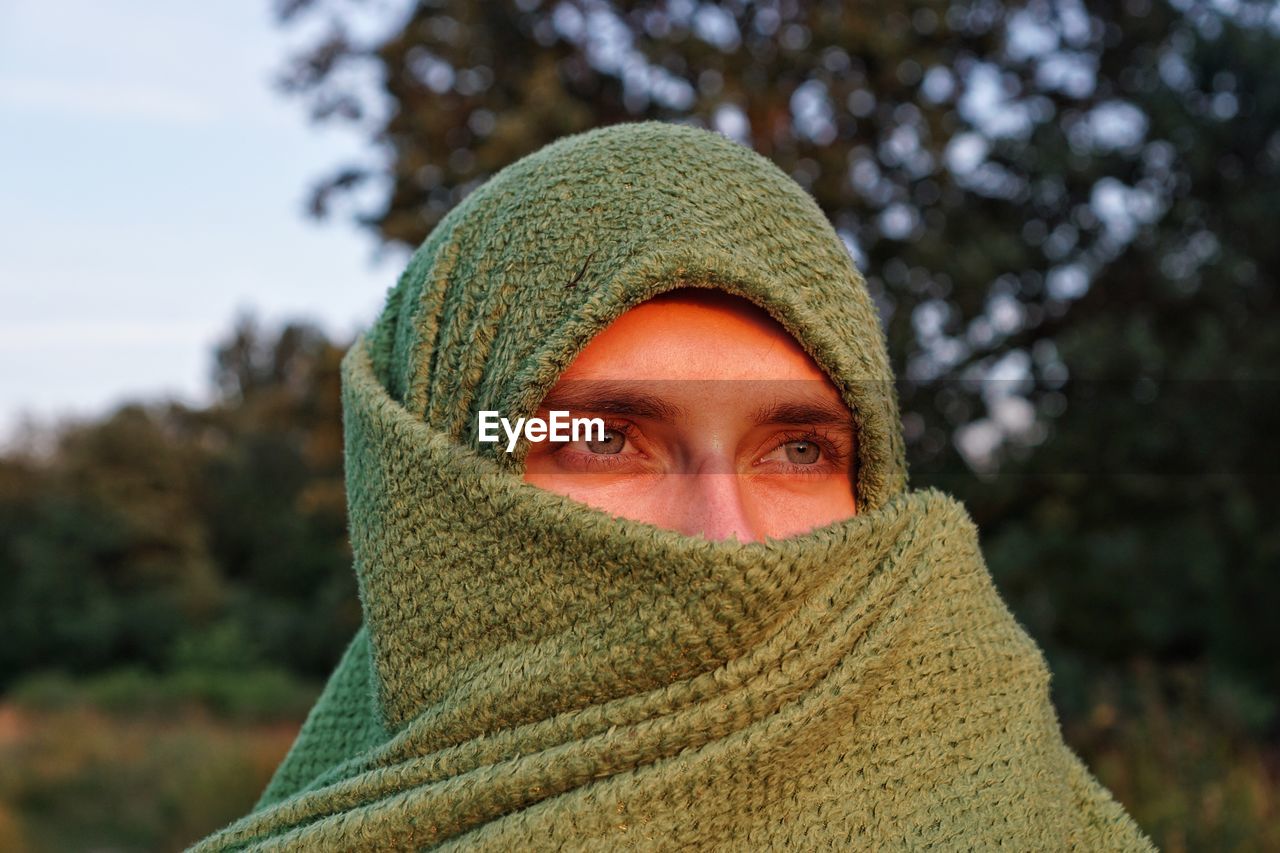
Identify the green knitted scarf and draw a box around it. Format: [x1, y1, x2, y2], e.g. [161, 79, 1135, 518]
[191, 122, 1152, 850]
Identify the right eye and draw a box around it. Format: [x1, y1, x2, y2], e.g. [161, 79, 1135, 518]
[585, 427, 627, 454]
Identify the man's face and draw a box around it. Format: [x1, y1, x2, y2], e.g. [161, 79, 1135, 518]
[523, 289, 858, 542]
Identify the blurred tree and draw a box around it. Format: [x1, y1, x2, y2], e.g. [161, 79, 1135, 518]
[273, 0, 1279, 724]
[958, 4, 1280, 723]
[202, 315, 357, 674]
[0, 405, 222, 679]
[0, 317, 358, 687]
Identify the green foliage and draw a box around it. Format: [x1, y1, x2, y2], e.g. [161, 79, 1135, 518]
[7, 667, 320, 723]
[1066, 664, 1280, 853]
[0, 703, 298, 851]
[0, 316, 360, 691]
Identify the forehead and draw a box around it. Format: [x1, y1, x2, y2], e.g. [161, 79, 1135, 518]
[555, 288, 836, 386]
[537, 377, 854, 432]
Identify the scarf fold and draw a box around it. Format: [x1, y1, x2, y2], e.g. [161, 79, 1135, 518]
[190, 121, 1152, 850]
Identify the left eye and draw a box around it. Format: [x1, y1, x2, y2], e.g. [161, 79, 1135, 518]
[782, 440, 821, 464]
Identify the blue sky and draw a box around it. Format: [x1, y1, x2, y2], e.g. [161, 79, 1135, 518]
[0, 0, 409, 444]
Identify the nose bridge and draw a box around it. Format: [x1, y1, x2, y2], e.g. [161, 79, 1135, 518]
[676, 466, 757, 543]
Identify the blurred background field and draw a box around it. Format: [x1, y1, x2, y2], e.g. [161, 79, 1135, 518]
[2, 0, 1277, 850]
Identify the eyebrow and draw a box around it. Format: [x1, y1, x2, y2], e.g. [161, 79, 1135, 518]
[751, 397, 853, 428]
[538, 381, 687, 421]
[539, 380, 852, 428]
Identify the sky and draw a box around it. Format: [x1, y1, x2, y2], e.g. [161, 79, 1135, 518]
[0, 0, 410, 445]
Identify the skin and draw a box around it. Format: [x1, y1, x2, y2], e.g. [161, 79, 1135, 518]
[522, 288, 858, 542]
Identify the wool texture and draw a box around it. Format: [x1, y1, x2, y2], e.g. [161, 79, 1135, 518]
[190, 121, 1153, 851]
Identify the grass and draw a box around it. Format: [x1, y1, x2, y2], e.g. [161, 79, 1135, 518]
[0, 702, 298, 851]
[1066, 665, 1280, 852]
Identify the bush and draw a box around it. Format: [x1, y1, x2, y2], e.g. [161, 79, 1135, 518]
[0, 703, 298, 850]
[6, 667, 320, 723]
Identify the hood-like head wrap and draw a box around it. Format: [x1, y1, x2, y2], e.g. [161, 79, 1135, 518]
[366, 119, 907, 508]
[192, 122, 1151, 851]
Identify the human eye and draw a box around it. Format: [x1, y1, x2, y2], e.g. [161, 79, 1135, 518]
[551, 419, 644, 470]
[755, 430, 849, 476]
